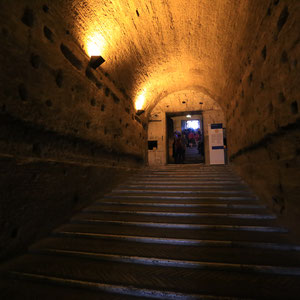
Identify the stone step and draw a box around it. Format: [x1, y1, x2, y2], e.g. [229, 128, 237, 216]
[2, 165, 300, 300]
[110, 190, 254, 196]
[55, 223, 289, 243]
[30, 236, 300, 267]
[100, 196, 259, 204]
[4, 254, 300, 299]
[75, 211, 280, 226]
[70, 218, 286, 233]
[143, 169, 237, 176]
[141, 169, 235, 173]
[2, 275, 234, 300]
[98, 196, 260, 202]
[0, 278, 148, 300]
[82, 207, 275, 219]
[131, 173, 238, 177]
[133, 175, 240, 179]
[155, 167, 232, 171]
[105, 194, 258, 201]
[119, 184, 248, 190]
[52, 230, 300, 250]
[87, 204, 268, 215]
[125, 180, 246, 185]
[29, 248, 300, 276]
[94, 200, 266, 209]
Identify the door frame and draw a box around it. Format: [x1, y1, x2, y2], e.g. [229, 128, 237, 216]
[166, 111, 204, 164]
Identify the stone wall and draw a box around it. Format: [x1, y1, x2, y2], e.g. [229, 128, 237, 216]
[0, 1, 146, 261]
[226, 1, 300, 236]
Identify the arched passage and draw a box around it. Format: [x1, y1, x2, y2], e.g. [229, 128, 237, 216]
[147, 89, 225, 165]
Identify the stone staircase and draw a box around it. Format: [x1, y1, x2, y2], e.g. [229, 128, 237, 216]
[1, 165, 300, 299]
[184, 145, 204, 164]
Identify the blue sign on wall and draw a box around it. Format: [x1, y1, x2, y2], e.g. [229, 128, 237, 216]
[211, 123, 223, 129]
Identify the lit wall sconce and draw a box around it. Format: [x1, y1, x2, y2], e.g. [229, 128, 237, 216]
[89, 56, 105, 69]
[186, 114, 191, 118]
[136, 110, 145, 116]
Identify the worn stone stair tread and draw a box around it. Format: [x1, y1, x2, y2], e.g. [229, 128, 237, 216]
[99, 196, 260, 204]
[143, 171, 237, 175]
[0, 275, 247, 300]
[30, 237, 300, 267]
[120, 175, 239, 179]
[2, 165, 300, 299]
[74, 211, 281, 226]
[54, 223, 291, 243]
[3, 254, 300, 299]
[112, 186, 250, 196]
[131, 172, 239, 175]
[81, 207, 276, 220]
[94, 199, 264, 208]
[110, 191, 254, 198]
[127, 181, 244, 186]
[52, 231, 300, 252]
[95, 199, 265, 207]
[70, 217, 287, 233]
[127, 179, 245, 185]
[123, 182, 248, 188]
[105, 194, 258, 201]
[0, 278, 147, 300]
[126, 173, 239, 177]
[145, 168, 234, 171]
[132, 175, 241, 180]
[112, 190, 254, 196]
[118, 185, 249, 191]
[28, 248, 300, 276]
[88, 203, 268, 213]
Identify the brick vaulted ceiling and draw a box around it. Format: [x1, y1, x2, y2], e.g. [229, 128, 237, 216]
[55, 0, 271, 112]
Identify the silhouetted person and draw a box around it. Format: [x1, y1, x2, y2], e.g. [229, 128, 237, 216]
[188, 130, 195, 147]
[175, 133, 186, 163]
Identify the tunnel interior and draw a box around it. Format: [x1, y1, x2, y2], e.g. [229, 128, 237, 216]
[0, 0, 299, 261]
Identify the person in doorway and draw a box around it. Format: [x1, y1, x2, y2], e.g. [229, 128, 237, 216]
[181, 132, 188, 152]
[188, 130, 195, 147]
[198, 131, 204, 160]
[172, 131, 178, 161]
[175, 133, 186, 164]
[195, 131, 200, 144]
[183, 129, 189, 148]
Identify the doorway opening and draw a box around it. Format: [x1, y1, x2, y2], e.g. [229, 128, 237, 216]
[166, 111, 205, 164]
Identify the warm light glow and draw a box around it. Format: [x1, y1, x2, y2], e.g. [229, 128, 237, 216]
[86, 33, 106, 57]
[186, 114, 191, 118]
[135, 92, 146, 110]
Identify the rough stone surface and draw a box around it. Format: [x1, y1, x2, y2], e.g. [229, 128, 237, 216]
[225, 1, 300, 237]
[0, 0, 146, 261]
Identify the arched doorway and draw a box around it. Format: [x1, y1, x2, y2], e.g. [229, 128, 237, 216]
[147, 90, 226, 166]
[166, 111, 204, 164]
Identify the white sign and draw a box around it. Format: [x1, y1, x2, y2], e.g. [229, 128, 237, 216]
[208, 124, 225, 165]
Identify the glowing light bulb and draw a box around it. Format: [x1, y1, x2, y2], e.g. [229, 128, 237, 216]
[86, 33, 106, 57]
[186, 114, 191, 118]
[135, 92, 146, 110]
[87, 42, 99, 57]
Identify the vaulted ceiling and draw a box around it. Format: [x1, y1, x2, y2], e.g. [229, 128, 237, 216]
[55, 0, 270, 112]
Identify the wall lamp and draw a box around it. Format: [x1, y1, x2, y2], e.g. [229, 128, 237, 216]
[136, 110, 145, 116]
[89, 56, 105, 69]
